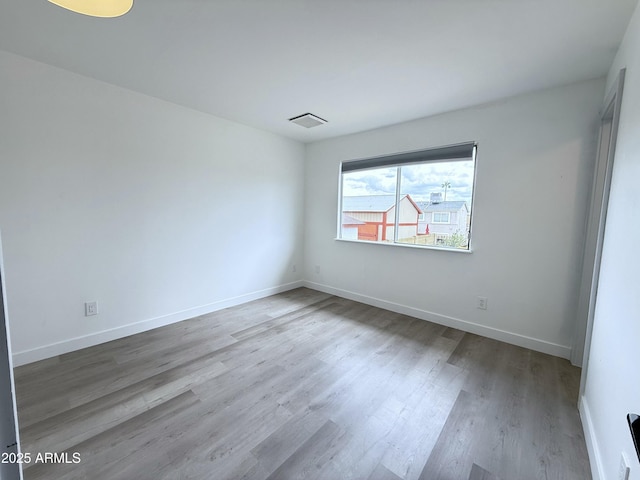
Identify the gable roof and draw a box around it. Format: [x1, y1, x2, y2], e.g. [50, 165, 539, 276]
[341, 214, 366, 226]
[416, 201, 468, 213]
[342, 195, 396, 213]
[342, 195, 421, 213]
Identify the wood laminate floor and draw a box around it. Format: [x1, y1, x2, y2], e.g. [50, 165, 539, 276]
[14, 288, 591, 479]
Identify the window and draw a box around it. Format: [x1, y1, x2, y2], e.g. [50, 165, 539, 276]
[339, 142, 476, 250]
[432, 212, 450, 224]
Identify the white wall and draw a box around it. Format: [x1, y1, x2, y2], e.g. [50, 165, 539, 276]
[0, 51, 305, 365]
[581, 2, 640, 479]
[304, 78, 604, 358]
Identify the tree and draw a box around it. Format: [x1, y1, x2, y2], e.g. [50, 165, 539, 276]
[443, 231, 469, 248]
[441, 180, 451, 201]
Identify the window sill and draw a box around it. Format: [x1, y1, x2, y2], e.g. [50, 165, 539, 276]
[334, 238, 473, 253]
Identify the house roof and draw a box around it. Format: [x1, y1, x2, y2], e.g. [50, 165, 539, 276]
[343, 194, 421, 213]
[416, 201, 468, 213]
[342, 214, 366, 226]
[342, 195, 396, 213]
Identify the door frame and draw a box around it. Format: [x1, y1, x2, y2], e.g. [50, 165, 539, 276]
[0, 232, 22, 480]
[574, 69, 625, 394]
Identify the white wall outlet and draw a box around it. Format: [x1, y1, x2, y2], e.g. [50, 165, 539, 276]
[85, 301, 98, 316]
[292, 264, 297, 273]
[315, 265, 320, 274]
[619, 452, 630, 480]
[477, 296, 488, 310]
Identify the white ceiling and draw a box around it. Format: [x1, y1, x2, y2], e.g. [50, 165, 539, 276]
[0, 0, 637, 142]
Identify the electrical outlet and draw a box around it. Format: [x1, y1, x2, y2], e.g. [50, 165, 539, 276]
[85, 301, 98, 317]
[477, 296, 488, 310]
[619, 453, 630, 480]
[315, 265, 320, 274]
[292, 264, 297, 273]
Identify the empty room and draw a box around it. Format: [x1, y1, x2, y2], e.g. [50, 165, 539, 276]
[1, 0, 640, 479]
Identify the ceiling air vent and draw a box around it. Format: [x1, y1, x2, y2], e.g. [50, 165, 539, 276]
[288, 113, 327, 128]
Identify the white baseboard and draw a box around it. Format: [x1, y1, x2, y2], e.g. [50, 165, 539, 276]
[15, 279, 572, 366]
[303, 280, 572, 359]
[579, 395, 604, 480]
[12, 281, 304, 367]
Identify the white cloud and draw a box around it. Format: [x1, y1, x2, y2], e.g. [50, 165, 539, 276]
[342, 160, 475, 207]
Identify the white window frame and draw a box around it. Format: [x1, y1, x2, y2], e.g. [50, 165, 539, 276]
[338, 142, 477, 251]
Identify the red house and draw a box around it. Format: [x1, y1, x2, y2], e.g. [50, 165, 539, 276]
[342, 194, 422, 242]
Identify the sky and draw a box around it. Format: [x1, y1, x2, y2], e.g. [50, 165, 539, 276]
[341, 159, 475, 209]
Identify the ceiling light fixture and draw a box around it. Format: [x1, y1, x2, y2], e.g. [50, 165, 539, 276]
[48, 0, 133, 18]
[289, 113, 328, 129]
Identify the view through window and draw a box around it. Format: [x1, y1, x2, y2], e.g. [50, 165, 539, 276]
[339, 143, 476, 250]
